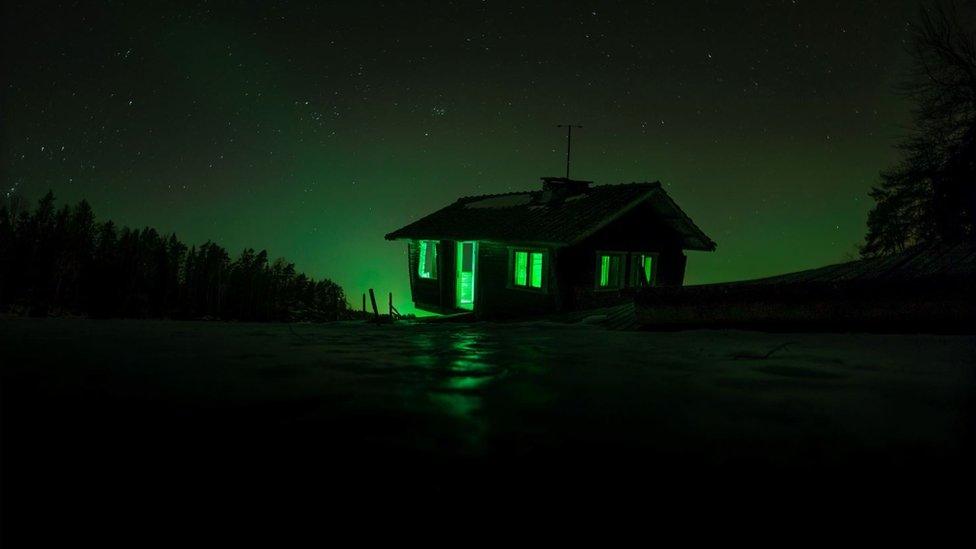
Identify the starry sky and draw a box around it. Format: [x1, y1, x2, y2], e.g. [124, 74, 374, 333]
[3, 0, 924, 313]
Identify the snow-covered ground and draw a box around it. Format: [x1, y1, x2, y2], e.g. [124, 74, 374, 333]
[2, 318, 974, 541]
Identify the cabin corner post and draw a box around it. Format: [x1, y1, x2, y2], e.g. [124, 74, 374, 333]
[406, 240, 417, 308]
[440, 239, 456, 311]
[655, 249, 688, 287]
[551, 247, 567, 311]
[674, 251, 688, 286]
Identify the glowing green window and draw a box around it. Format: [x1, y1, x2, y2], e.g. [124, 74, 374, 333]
[631, 252, 656, 286]
[456, 241, 477, 309]
[514, 251, 528, 286]
[417, 240, 438, 279]
[513, 249, 544, 289]
[640, 254, 654, 284]
[529, 252, 543, 288]
[598, 253, 623, 289]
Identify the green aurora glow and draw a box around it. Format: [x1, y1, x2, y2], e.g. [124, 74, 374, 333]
[3, 1, 921, 314]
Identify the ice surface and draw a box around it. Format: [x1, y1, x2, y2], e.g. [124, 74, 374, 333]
[1, 318, 973, 540]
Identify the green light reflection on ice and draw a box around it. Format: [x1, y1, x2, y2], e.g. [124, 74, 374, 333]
[408, 329, 499, 450]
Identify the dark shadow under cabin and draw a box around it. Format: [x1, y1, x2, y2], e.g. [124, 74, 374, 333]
[385, 177, 716, 317]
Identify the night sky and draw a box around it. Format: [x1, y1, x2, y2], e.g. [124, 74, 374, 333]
[3, 1, 923, 313]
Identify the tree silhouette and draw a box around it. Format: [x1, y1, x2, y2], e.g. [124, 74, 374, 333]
[863, 0, 976, 256]
[0, 192, 350, 321]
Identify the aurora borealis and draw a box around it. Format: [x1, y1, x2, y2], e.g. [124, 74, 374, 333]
[3, 1, 924, 313]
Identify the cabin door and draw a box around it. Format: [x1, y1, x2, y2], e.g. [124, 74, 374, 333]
[455, 241, 477, 310]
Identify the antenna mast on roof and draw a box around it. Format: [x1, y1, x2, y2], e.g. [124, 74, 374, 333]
[556, 124, 582, 179]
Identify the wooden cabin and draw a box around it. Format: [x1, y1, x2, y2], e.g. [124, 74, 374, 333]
[385, 177, 716, 317]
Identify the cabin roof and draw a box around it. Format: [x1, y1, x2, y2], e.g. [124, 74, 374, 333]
[384, 181, 717, 251]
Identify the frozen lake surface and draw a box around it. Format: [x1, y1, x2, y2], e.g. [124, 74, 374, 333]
[2, 318, 974, 541]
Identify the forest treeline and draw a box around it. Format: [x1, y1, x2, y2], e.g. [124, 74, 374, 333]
[0, 192, 351, 321]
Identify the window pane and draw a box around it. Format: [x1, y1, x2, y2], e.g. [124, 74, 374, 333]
[610, 255, 621, 286]
[514, 251, 528, 286]
[418, 241, 437, 279]
[530, 252, 543, 288]
[600, 255, 610, 287]
[430, 242, 438, 278]
[418, 241, 429, 278]
[461, 242, 474, 270]
[456, 241, 476, 308]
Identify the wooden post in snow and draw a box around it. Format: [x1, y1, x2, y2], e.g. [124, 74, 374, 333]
[362, 293, 366, 313]
[388, 292, 393, 318]
[368, 288, 379, 319]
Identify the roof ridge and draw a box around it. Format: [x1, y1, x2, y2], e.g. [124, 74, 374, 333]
[591, 180, 661, 188]
[646, 183, 717, 251]
[455, 189, 533, 203]
[457, 180, 660, 202]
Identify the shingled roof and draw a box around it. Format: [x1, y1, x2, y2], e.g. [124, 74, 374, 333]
[385, 180, 716, 251]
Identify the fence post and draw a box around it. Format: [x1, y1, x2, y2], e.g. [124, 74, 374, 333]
[368, 288, 379, 319]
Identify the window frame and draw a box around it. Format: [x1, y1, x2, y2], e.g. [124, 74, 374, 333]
[629, 251, 659, 287]
[507, 247, 548, 293]
[416, 239, 439, 280]
[594, 250, 627, 291]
